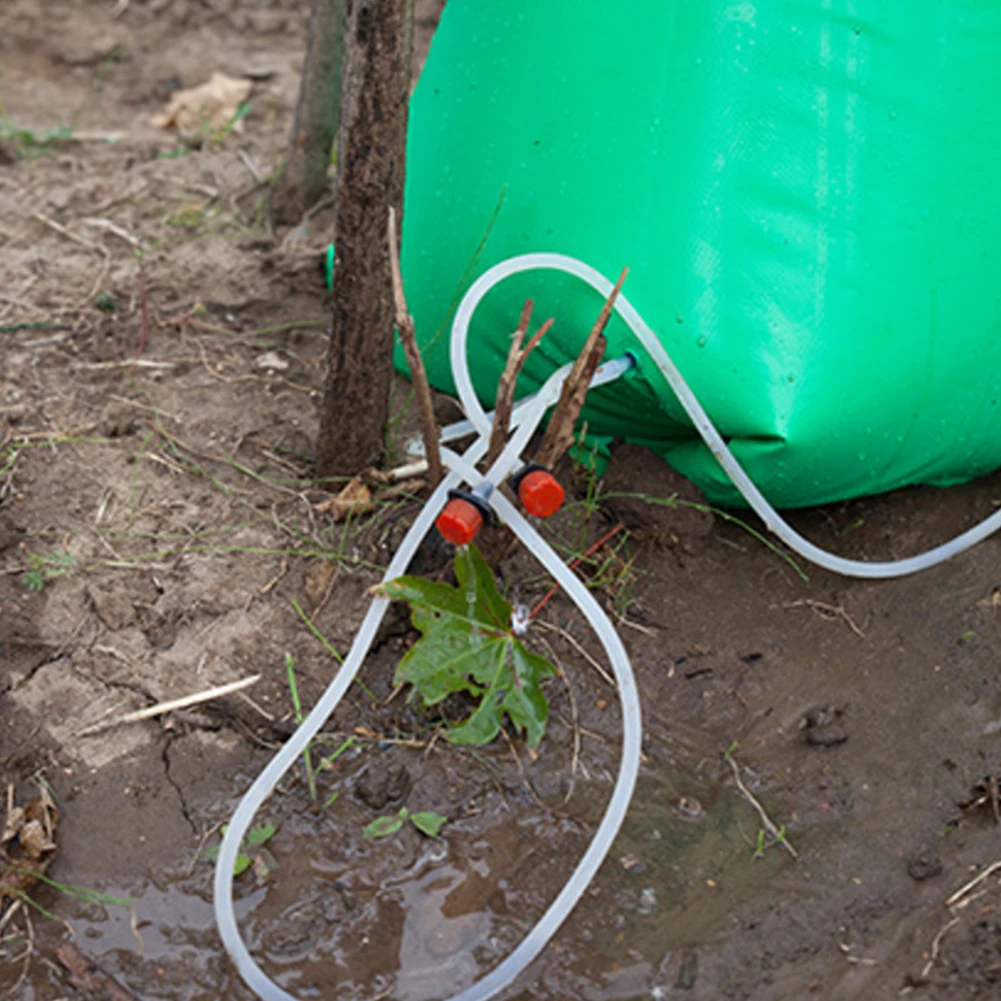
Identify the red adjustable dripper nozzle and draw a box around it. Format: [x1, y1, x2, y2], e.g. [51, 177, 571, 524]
[436, 490, 493, 546]
[513, 464, 565, 519]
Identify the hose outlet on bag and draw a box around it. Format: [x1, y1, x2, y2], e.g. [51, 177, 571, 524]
[510, 463, 565, 519]
[437, 488, 494, 545]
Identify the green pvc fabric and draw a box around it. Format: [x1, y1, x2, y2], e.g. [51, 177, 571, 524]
[398, 1, 1001, 507]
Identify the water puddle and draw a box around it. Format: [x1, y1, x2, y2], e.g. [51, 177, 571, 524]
[16, 753, 800, 1001]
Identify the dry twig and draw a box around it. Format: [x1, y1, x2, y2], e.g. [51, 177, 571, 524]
[484, 299, 552, 468]
[785, 598, 865, 637]
[904, 858, 1001, 990]
[56, 941, 138, 1001]
[534, 620, 614, 686]
[388, 206, 441, 489]
[536, 267, 628, 469]
[76, 675, 261, 737]
[725, 753, 798, 858]
[31, 211, 111, 305]
[538, 637, 584, 803]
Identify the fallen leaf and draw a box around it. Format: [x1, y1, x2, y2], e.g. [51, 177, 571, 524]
[1, 791, 59, 902]
[315, 477, 374, 522]
[1, 806, 25, 846]
[151, 72, 252, 142]
[304, 559, 339, 606]
[977, 589, 1001, 610]
[252, 853, 271, 886]
[18, 818, 56, 859]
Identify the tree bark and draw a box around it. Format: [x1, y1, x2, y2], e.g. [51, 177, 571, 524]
[269, 0, 346, 226]
[314, 0, 413, 480]
[316, 0, 413, 480]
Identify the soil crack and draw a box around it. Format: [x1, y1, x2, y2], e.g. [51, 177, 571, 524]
[161, 736, 198, 836]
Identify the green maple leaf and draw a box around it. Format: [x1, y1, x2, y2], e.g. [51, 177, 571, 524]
[376, 544, 555, 747]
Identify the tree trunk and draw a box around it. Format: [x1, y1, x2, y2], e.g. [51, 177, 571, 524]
[269, 0, 346, 226]
[315, 0, 414, 480]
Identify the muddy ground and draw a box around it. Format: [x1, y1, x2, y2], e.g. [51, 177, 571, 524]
[3, 3, 1001, 1000]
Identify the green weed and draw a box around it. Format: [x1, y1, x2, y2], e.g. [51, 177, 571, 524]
[599, 489, 809, 581]
[21, 551, 75, 591]
[290, 598, 377, 703]
[284, 653, 318, 802]
[202, 821, 277, 876]
[754, 824, 787, 859]
[155, 100, 251, 160]
[0, 110, 72, 159]
[165, 202, 209, 230]
[363, 807, 447, 841]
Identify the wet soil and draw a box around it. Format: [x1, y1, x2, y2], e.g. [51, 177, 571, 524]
[4, 3, 1001, 1000]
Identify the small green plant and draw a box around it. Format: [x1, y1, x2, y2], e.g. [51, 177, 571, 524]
[0, 111, 73, 160]
[7, 866, 134, 912]
[93, 291, 118, 312]
[154, 101, 250, 161]
[21, 551, 75, 591]
[210, 101, 250, 146]
[754, 824, 787, 859]
[377, 543, 556, 747]
[363, 807, 447, 842]
[281, 657, 354, 807]
[165, 202, 209, 230]
[285, 653, 317, 801]
[202, 821, 277, 876]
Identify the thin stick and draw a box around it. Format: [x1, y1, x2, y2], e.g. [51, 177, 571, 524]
[81, 218, 141, 248]
[485, 300, 552, 468]
[56, 941, 138, 1001]
[538, 637, 583, 804]
[76, 675, 261, 737]
[500, 727, 549, 814]
[284, 654, 317, 802]
[135, 273, 148, 360]
[31, 212, 106, 257]
[725, 754, 798, 858]
[0, 899, 22, 937]
[531, 522, 625, 618]
[921, 916, 961, 978]
[8, 909, 33, 996]
[536, 267, 628, 468]
[236, 148, 264, 184]
[388, 206, 442, 488]
[535, 620, 615, 687]
[785, 598, 864, 638]
[945, 858, 1001, 907]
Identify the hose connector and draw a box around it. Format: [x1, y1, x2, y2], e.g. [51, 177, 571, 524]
[510, 463, 565, 519]
[436, 487, 494, 546]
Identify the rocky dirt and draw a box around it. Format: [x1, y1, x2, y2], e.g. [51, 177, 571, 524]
[3, 3, 1001, 1000]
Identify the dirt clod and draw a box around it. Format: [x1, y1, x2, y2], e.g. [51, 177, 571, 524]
[800, 705, 849, 747]
[98, 401, 138, 438]
[355, 759, 411, 810]
[906, 849, 943, 882]
[0, 513, 21, 554]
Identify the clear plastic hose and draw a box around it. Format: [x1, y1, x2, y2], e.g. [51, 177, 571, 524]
[450, 253, 1001, 579]
[217, 242, 993, 1001]
[215, 372, 642, 1001]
